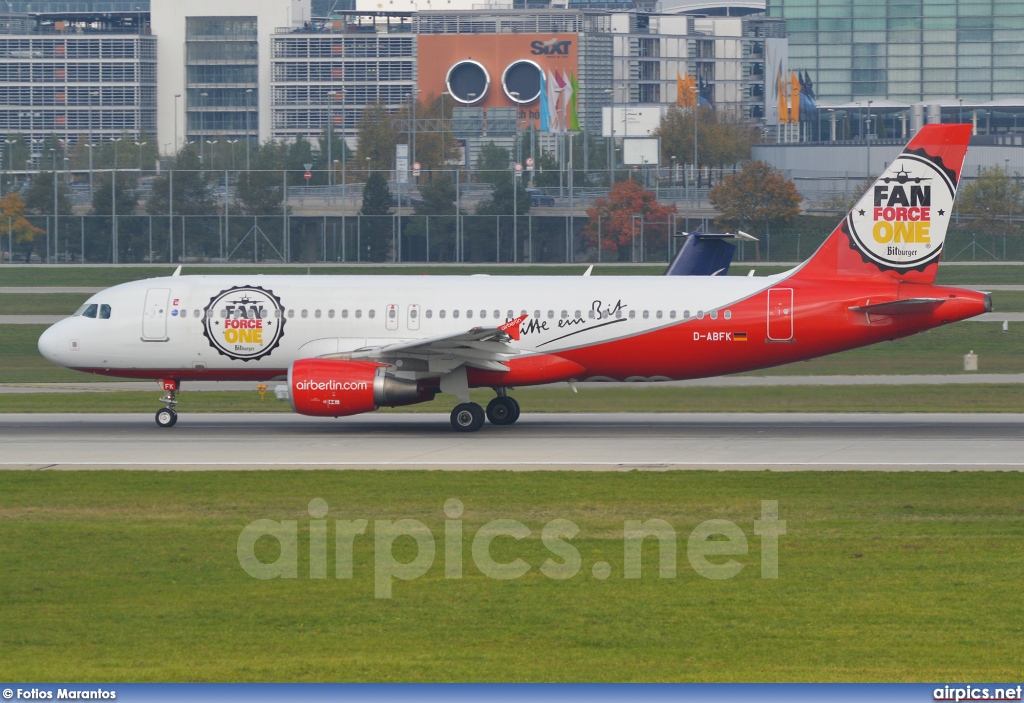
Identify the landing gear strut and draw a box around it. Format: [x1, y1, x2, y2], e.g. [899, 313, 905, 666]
[155, 379, 179, 428]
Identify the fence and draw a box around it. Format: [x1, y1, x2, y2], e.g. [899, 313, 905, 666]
[4, 212, 1023, 265]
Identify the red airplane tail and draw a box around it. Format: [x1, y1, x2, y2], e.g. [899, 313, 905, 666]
[795, 123, 972, 284]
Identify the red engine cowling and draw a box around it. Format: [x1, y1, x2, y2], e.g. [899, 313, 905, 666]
[289, 358, 425, 417]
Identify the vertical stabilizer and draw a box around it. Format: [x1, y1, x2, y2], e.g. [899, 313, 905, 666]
[796, 123, 972, 283]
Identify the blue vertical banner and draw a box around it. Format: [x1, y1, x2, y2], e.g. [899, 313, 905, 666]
[538, 70, 550, 134]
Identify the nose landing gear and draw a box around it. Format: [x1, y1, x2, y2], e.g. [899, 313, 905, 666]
[155, 379, 179, 428]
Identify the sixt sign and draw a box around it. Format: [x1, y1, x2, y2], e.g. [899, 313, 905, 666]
[531, 38, 572, 55]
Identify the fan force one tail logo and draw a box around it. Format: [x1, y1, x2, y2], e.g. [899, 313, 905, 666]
[847, 152, 956, 272]
[203, 286, 285, 361]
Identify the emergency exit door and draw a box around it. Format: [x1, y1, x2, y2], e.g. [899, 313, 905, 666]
[767, 288, 794, 341]
[142, 288, 170, 341]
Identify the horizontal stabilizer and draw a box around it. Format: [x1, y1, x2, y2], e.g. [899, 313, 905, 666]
[849, 298, 946, 315]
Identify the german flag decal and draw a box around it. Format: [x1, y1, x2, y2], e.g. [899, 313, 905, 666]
[734, 332, 748, 342]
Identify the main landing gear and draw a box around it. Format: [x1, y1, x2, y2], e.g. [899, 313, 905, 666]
[155, 379, 179, 428]
[449, 389, 521, 432]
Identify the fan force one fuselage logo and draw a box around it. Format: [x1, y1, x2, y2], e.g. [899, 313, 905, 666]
[203, 286, 285, 361]
[847, 153, 956, 272]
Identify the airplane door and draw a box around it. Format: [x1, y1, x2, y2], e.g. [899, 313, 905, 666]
[386, 303, 399, 331]
[142, 288, 171, 341]
[407, 304, 420, 331]
[767, 288, 794, 341]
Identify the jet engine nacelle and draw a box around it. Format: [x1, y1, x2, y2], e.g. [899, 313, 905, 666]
[288, 359, 423, 417]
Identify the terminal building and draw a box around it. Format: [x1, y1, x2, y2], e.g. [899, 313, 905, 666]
[0, 12, 156, 164]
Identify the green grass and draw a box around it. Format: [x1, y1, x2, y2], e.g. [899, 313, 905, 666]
[990, 290, 1024, 311]
[0, 293, 89, 315]
[3, 383, 1024, 413]
[1, 470, 1022, 681]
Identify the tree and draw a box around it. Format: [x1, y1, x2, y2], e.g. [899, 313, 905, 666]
[708, 161, 802, 237]
[24, 171, 73, 217]
[355, 103, 396, 180]
[958, 165, 1024, 237]
[0, 193, 44, 262]
[405, 173, 459, 260]
[235, 141, 289, 216]
[655, 107, 756, 168]
[314, 125, 354, 186]
[360, 171, 392, 261]
[91, 170, 142, 262]
[582, 179, 677, 262]
[147, 145, 216, 218]
[470, 143, 531, 262]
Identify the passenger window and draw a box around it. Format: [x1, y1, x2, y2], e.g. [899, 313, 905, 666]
[710, 310, 718, 320]
[466, 310, 473, 319]
[453, 310, 460, 319]
[342, 309, 349, 318]
[615, 310, 622, 318]
[328, 310, 335, 318]
[410, 308, 418, 319]
[82, 304, 98, 318]
[547, 310, 554, 319]
[684, 310, 690, 319]
[388, 308, 396, 319]
[494, 310, 501, 319]
[628, 310, 635, 319]
[274, 309, 282, 318]
[315, 310, 322, 319]
[534, 310, 541, 319]
[561, 310, 568, 319]
[507, 310, 513, 319]
[99, 304, 111, 319]
[588, 310, 595, 319]
[368, 309, 375, 319]
[287, 309, 294, 318]
[426, 310, 433, 319]
[260, 308, 269, 319]
[697, 310, 705, 319]
[670, 310, 676, 319]
[439, 310, 446, 318]
[194, 309, 201, 318]
[355, 310, 362, 318]
[480, 310, 487, 319]
[222, 309, 230, 319]
[656, 311, 663, 319]
[301, 310, 308, 318]
[724, 310, 732, 320]
[575, 310, 582, 319]
[643, 310, 649, 319]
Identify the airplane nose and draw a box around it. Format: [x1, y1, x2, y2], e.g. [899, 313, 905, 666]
[38, 324, 62, 364]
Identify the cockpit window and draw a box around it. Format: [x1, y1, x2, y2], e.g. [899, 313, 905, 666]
[73, 304, 89, 317]
[99, 304, 111, 319]
[81, 304, 98, 319]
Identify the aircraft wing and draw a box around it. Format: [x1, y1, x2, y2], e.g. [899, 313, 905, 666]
[346, 314, 529, 372]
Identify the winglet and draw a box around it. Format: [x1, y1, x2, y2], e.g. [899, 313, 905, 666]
[499, 314, 529, 341]
[172, 265, 182, 277]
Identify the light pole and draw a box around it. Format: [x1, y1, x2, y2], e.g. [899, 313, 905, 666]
[245, 89, 252, 172]
[199, 91, 208, 167]
[173, 93, 181, 155]
[112, 138, 121, 264]
[50, 148, 57, 263]
[958, 98, 963, 124]
[866, 99, 873, 178]
[603, 87, 614, 186]
[441, 91, 449, 167]
[227, 139, 238, 172]
[135, 141, 146, 172]
[4, 139, 16, 195]
[327, 90, 337, 187]
[206, 140, 218, 171]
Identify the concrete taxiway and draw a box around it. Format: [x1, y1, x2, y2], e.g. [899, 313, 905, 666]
[1, 412, 1022, 471]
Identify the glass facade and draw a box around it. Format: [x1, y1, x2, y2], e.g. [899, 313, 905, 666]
[767, 0, 1024, 102]
[184, 16, 259, 148]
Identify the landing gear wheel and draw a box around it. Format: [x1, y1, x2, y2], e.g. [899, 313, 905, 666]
[451, 402, 485, 432]
[155, 407, 178, 428]
[507, 397, 521, 424]
[486, 396, 518, 426]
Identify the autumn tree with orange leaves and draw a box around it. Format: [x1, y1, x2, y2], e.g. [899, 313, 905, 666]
[582, 180, 677, 262]
[708, 160, 802, 237]
[0, 193, 44, 262]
